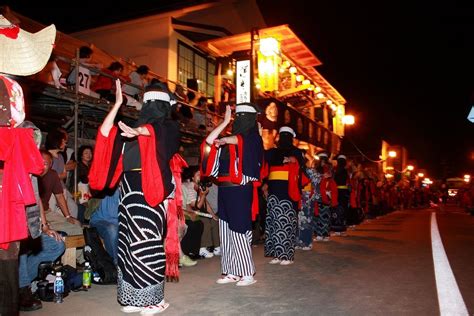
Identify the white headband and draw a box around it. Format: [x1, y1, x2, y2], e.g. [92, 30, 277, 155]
[317, 152, 328, 158]
[279, 126, 296, 137]
[337, 154, 347, 160]
[143, 91, 176, 105]
[236, 104, 257, 113]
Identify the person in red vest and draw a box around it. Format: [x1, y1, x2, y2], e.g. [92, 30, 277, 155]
[264, 126, 305, 265]
[314, 151, 338, 241]
[200, 103, 263, 286]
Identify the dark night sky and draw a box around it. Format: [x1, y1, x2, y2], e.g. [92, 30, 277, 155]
[6, 0, 474, 178]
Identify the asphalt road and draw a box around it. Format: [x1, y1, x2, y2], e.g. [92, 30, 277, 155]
[24, 206, 473, 315]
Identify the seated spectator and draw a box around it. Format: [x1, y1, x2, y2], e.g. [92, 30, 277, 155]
[45, 128, 78, 218]
[35, 53, 65, 89]
[75, 145, 93, 223]
[192, 175, 220, 256]
[181, 167, 204, 260]
[193, 97, 208, 130]
[89, 189, 119, 265]
[206, 182, 221, 255]
[179, 186, 198, 267]
[18, 202, 65, 311]
[122, 65, 149, 100]
[66, 46, 102, 87]
[91, 61, 126, 102]
[38, 150, 82, 237]
[182, 166, 219, 259]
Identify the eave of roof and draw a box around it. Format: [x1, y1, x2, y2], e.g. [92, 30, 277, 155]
[197, 24, 346, 104]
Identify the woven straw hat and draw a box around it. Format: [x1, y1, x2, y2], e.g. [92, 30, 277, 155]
[0, 14, 56, 76]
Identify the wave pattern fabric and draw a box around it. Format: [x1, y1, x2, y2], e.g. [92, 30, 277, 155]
[315, 204, 331, 237]
[264, 194, 297, 261]
[117, 172, 167, 307]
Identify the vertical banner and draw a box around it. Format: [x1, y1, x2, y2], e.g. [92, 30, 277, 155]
[236, 60, 251, 104]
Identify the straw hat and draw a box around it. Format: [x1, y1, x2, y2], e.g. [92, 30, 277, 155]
[0, 14, 56, 76]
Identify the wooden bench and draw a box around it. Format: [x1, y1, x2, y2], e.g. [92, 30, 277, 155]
[61, 234, 85, 268]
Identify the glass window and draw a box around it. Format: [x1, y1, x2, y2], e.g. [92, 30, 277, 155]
[177, 41, 215, 97]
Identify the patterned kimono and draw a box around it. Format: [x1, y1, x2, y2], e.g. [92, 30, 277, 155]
[297, 168, 321, 247]
[89, 120, 179, 307]
[315, 172, 338, 238]
[201, 128, 263, 277]
[264, 146, 304, 261]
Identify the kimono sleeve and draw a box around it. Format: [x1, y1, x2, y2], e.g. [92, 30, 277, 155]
[200, 140, 220, 177]
[241, 131, 263, 179]
[89, 126, 123, 191]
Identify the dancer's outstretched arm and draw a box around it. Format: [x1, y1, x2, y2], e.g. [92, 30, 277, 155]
[100, 79, 123, 137]
[205, 105, 231, 145]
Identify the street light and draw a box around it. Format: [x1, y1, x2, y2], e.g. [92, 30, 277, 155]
[407, 165, 414, 171]
[342, 115, 355, 125]
[388, 150, 397, 158]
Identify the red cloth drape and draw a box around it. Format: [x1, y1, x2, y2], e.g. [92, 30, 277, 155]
[0, 128, 44, 249]
[165, 154, 188, 281]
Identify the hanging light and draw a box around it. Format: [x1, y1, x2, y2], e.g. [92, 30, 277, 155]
[330, 104, 337, 111]
[308, 85, 315, 91]
[289, 66, 297, 74]
[296, 75, 304, 82]
[315, 86, 322, 93]
[302, 79, 311, 86]
[282, 60, 291, 68]
[326, 100, 333, 105]
[226, 69, 233, 76]
[316, 92, 325, 99]
[259, 37, 280, 56]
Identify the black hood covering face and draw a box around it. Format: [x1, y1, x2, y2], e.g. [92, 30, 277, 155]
[136, 100, 170, 127]
[232, 112, 257, 136]
[136, 80, 177, 127]
[220, 111, 258, 160]
[278, 132, 294, 150]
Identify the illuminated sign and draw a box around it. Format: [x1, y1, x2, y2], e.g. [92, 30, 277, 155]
[236, 60, 251, 104]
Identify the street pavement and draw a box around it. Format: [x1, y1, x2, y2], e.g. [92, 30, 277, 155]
[23, 206, 474, 315]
